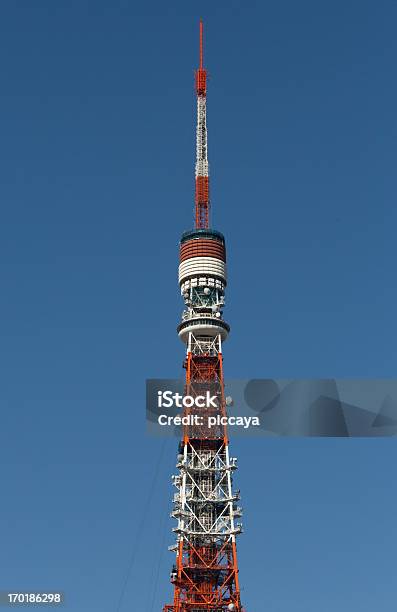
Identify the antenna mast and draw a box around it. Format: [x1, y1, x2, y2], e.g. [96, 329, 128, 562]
[195, 20, 210, 229]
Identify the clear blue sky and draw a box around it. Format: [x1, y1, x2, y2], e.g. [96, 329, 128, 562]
[0, 0, 396, 610]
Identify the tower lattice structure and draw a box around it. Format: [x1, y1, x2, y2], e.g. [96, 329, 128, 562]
[163, 21, 244, 612]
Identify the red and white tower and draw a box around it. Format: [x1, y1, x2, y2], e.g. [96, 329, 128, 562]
[163, 21, 244, 612]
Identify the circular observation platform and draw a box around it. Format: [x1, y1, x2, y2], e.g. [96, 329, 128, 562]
[177, 316, 230, 343]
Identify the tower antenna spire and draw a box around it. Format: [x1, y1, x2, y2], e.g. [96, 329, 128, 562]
[199, 18, 204, 68]
[195, 19, 209, 228]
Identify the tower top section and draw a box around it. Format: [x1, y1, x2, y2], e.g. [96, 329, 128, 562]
[194, 20, 210, 229]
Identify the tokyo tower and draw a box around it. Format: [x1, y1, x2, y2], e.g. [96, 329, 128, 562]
[162, 21, 245, 612]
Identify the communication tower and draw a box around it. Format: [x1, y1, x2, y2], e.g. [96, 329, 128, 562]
[163, 21, 245, 612]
